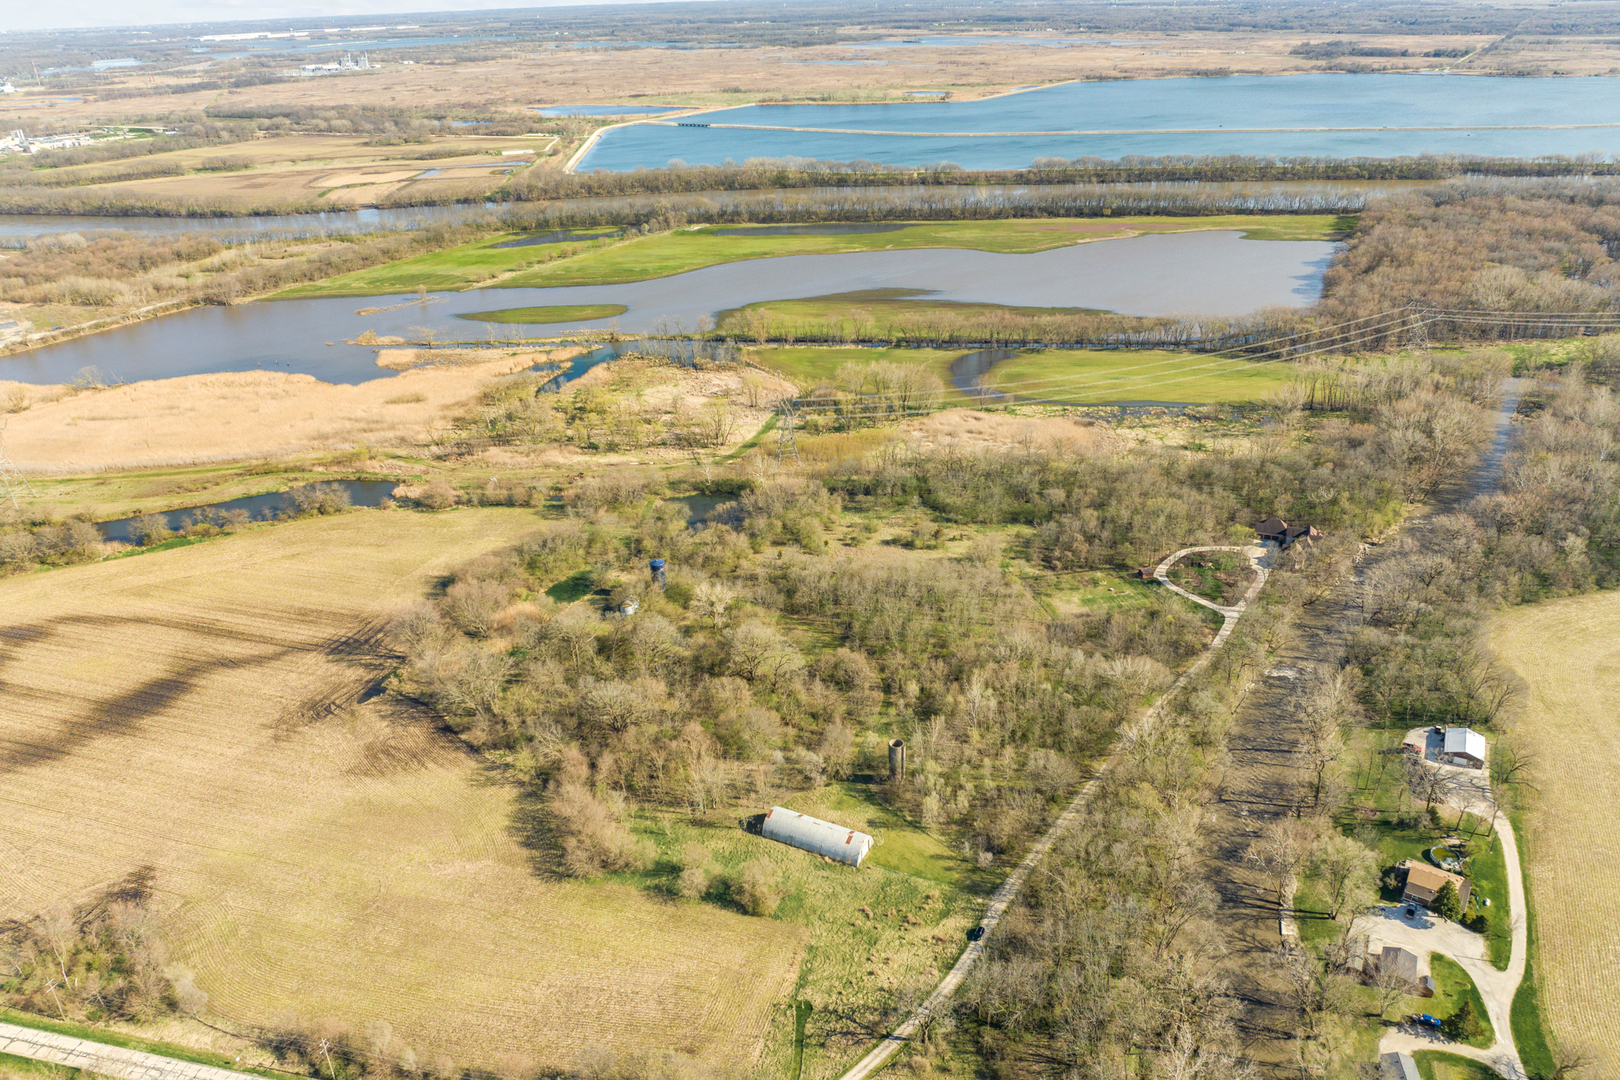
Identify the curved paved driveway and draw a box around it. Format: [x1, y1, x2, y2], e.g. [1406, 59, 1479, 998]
[1375, 809, 1529, 1079]
[838, 545, 1271, 1080]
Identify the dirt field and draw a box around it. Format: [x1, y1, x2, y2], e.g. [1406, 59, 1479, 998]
[1491, 592, 1620, 1075]
[0, 347, 583, 473]
[0, 510, 805, 1073]
[10, 133, 561, 210]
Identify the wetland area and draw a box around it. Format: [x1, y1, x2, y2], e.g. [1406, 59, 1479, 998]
[0, 231, 1333, 385]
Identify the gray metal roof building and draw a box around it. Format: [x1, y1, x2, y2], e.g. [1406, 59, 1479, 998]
[762, 806, 874, 867]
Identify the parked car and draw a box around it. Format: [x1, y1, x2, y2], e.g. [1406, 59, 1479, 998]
[1415, 1014, 1442, 1029]
[967, 926, 985, 942]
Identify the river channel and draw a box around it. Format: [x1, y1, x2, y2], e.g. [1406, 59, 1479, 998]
[581, 73, 1620, 170]
[0, 231, 1334, 386]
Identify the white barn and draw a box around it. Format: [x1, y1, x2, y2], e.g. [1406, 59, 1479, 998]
[761, 806, 874, 867]
[1442, 727, 1487, 769]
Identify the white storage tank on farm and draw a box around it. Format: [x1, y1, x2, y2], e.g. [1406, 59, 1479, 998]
[761, 806, 874, 867]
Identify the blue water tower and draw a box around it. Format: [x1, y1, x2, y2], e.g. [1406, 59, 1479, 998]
[650, 558, 666, 587]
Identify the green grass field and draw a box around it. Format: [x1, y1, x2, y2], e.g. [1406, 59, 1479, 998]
[747, 345, 977, 400]
[745, 345, 1293, 407]
[714, 288, 1110, 338]
[985, 348, 1295, 404]
[455, 304, 628, 324]
[612, 783, 992, 1079]
[276, 215, 1353, 298]
[1413, 1051, 1506, 1080]
[1428, 954, 1496, 1049]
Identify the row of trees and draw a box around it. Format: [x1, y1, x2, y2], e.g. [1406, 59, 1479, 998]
[507, 155, 1620, 202]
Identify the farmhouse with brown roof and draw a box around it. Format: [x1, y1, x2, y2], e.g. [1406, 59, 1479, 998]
[1398, 860, 1472, 911]
[1256, 517, 1319, 548]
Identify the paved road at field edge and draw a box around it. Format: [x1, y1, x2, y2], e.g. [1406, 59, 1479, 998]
[0, 1020, 267, 1080]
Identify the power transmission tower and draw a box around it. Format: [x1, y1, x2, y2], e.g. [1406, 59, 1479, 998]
[1407, 300, 1432, 356]
[775, 398, 800, 463]
[0, 418, 38, 510]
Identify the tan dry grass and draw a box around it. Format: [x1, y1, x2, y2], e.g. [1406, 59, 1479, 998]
[1491, 593, 1620, 1074]
[899, 407, 1111, 454]
[0, 509, 805, 1071]
[561, 355, 797, 459]
[0, 347, 583, 473]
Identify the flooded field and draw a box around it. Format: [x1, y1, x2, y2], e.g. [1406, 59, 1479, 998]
[0, 231, 1333, 386]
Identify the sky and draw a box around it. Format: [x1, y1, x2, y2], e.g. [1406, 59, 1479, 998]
[3, 0, 675, 32]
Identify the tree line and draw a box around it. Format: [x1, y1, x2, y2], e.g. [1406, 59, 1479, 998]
[506, 155, 1620, 202]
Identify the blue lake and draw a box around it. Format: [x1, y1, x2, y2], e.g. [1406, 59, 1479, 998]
[578, 74, 1620, 170]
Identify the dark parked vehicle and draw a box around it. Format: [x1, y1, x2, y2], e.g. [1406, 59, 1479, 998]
[967, 926, 985, 942]
[1415, 1014, 1442, 1029]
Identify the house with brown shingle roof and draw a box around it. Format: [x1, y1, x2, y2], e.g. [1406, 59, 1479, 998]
[1256, 517, 1320, 548]
[1398, 860, 1471, 911]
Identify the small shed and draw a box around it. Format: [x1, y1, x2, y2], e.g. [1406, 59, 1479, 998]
[761, 806, 874, 867]
[1442, 727, 1487, 769]
[1399, 860, 1472, 911]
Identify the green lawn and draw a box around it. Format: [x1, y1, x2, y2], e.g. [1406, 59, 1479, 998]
[455, 304, 628, 324]
[1510, 810, 1556, 1080]
[1413, 1051, 1506, 1080]
[1466, 832, 1513, 970]
[985, 348, 1295, 404]
[1428, 954, 1495, 1049]
[0, 1051, 79, 1080]
[276, 215, 1353, 298]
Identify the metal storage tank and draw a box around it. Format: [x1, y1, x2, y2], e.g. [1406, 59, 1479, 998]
[761, 806, 874, 867]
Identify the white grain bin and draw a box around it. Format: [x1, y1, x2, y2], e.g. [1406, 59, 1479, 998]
[762, 806, 874, 867]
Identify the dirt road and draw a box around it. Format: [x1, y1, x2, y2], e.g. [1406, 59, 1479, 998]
[837, 545, 1270, 1080]
[1203, 380, 1526, 1070]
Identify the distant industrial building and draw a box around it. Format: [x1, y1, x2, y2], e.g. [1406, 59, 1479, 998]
[761, 806, 874, 867]
[287, 52, 375, 77]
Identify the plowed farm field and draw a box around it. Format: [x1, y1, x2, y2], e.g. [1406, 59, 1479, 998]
[1492, 593, 1620, 1074]
[0, 509, 803, 1072]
